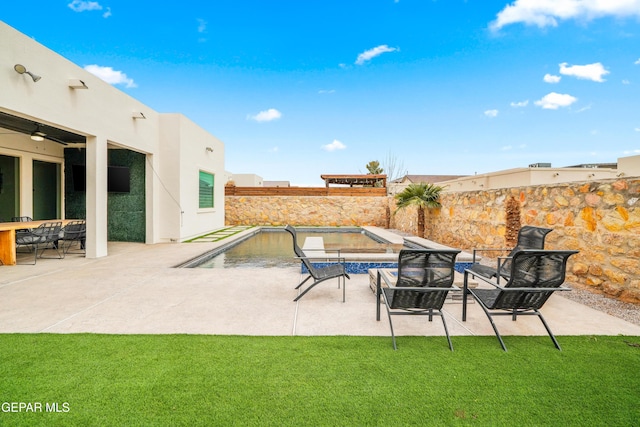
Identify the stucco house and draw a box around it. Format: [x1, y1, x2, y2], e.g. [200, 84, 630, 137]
[0, 21, 226, 259]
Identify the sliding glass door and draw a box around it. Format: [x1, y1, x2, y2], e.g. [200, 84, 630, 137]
[0, 155, 19, 221]
[32, 160, 61, 220]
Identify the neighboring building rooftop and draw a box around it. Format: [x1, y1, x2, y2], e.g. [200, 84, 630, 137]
[392, 174, 469, 184]
[264, 181, 290, 187]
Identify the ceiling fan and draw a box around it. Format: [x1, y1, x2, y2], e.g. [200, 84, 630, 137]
[0, 123, 68, 145]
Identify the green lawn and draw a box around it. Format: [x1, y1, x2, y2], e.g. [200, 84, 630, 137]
[2, 334, 639, 426]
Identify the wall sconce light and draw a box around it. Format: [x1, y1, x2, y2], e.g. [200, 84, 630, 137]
[587, 173, 595, 178]
[132, 111, 146, 119]
[30, 124, 46, 141]
[14, 64, 41, 82]
[552, 172, 560, 177]
[68, 79, 88, 89]
[205, 147, 214, 152]
[617, 172, 625, 177]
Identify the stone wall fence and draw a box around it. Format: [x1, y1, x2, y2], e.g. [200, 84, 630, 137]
[225, 195, 390, 227]
[389, 178, 640, 304]
[225, 178, 640, 304]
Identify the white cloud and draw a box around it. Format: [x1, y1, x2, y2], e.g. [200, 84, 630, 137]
[322, 139, 347, 152]
[355, 45, 398, 65]
[635, 128, 640, 132]
[68, 0, 102, 12]
[559, 62, 609, 82]
[635, 58, 640, 65]
[318, 89, 336, 94]
[575, 104, 593, 113]
[248, 108, 282, 122]
[534, 92, 578, 109]
[622, 79, 630, 84]
[484, 109, 499, 118]
[84, 65, 136, 88]
[490, 0, 640, 31]
[102, 7, 111, 18]
[544, 73, 561, 83]
[502, 145, 513, 151]
[197, 19, 207, 33]
[510, 100, 529, 108]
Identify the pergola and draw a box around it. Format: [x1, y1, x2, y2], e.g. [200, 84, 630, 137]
[320, 174, 387, 188]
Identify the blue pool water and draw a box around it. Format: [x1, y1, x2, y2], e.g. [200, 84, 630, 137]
[187, 228, 405, 269]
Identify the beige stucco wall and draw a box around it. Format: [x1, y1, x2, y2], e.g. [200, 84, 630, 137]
[1, 21, 225, 253]
[437, 167, 621, 192]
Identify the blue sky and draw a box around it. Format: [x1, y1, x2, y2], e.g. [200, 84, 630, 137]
[3, 1, 640, 185]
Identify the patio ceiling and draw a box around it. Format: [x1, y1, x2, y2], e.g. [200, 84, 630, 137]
[0, 110, 85, 146]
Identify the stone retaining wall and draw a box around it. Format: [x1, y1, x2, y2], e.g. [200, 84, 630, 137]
[225, 196, 390, 227]
[225, 178, 640, 303]
[390, 178, 640, 304]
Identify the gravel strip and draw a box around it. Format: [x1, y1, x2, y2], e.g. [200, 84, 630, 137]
[559, 285, 640, 327]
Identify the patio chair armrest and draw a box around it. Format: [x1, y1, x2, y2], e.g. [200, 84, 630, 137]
[378, 271, 395, 289]
[473, 247, 512, 262]
[465, 271, 572, 293]
[301, 248, 342, 257]
[464, 269, 503, 289]
[391, 286, 459, 292]
[489, 285, 572, 292]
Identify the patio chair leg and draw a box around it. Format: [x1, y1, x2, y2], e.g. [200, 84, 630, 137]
[381, 292, 398, 350]
[536, 310, 562, 350]
[477, 302, 508, 351]
[294, 283, 317, 301]
[441, 314, 454, 351]
[462, 271, 469, 321]
[295, 275, 312, 290]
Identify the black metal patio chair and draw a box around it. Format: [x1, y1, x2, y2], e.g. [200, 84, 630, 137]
[467, 225, 552, 281]
[463, 249, 578, 351]
[15, 221, 64, 264]
[59, 220, 86, 255]
[284, 225, 350, 302]
[376, 249, 461, 350]
[11, 216, 33, 238]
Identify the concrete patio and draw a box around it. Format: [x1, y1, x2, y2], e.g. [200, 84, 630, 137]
[1, 241, 639, 340]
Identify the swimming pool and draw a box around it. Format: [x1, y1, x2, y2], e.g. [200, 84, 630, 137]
[178, 226, 473, 274]
[179, 227, 415, 271]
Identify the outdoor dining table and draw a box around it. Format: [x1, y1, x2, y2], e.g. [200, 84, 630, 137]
[0, 219, 75, 266]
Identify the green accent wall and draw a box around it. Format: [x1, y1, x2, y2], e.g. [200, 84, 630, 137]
[64, 148, 146, 242]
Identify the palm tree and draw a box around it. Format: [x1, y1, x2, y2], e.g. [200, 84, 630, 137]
[365, 160, 383, 175]
[394, 183, 444, 238]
